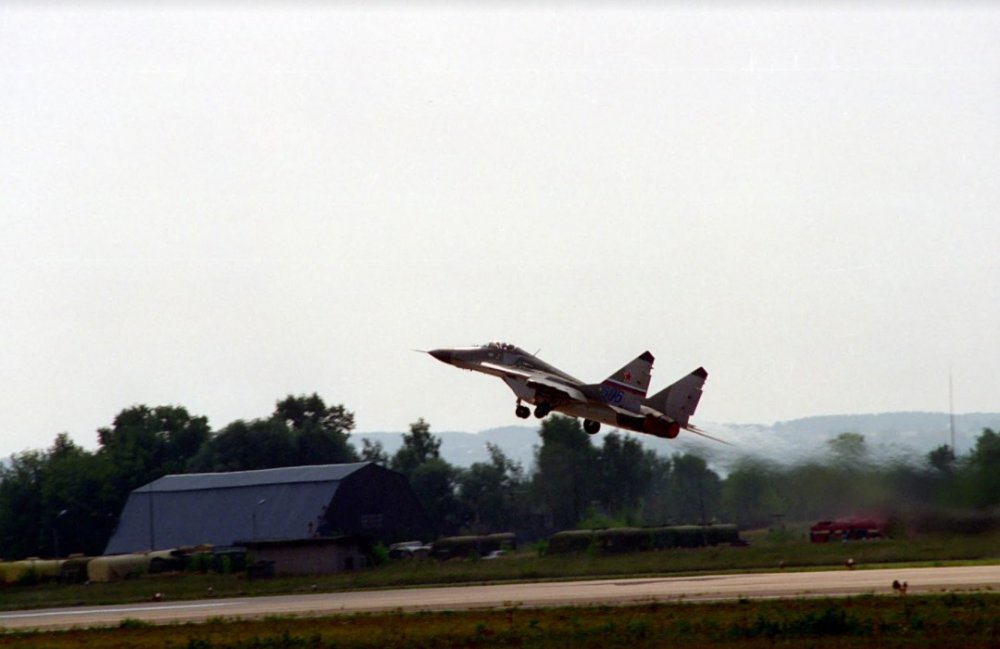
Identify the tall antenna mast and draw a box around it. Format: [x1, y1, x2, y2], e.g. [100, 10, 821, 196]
[949, 371, 956, 453]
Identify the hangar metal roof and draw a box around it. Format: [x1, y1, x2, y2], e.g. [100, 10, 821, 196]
[144, 463, 371, 492]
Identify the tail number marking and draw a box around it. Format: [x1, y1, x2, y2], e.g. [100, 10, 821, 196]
[601, 387, 624, 404]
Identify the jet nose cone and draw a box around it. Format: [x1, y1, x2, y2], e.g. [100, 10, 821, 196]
[428, 349, 454, 364]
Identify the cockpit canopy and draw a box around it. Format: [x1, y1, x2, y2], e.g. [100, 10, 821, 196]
[482, 341, 528, 355]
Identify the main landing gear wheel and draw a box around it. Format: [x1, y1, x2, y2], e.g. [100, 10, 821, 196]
[534, 403, 552, 418]
[583, 419, 601, 435]
[515, 404, 530, 419]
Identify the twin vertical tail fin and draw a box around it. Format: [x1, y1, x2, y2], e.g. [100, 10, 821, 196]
[596, 351, 655, 413]
[645, 367, 708, 427]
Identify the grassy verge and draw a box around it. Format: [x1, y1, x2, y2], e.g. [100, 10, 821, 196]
[2, 594, 999, 648]
[1, 532, 998, 611]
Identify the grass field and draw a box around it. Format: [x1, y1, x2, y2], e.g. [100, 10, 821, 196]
[2, 532, 998, 648]
[0, 534, 1000, 610]
[1, 530, 998, 612]
[2, 594, 999, 648]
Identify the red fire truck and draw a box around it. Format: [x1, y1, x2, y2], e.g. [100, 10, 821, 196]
[809, 518, 886, 543]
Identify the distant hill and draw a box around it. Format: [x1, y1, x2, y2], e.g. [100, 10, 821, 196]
[771, 412, 1000, 438]
[355, 412, 1000, 471]
[705, 412, 1000, 468]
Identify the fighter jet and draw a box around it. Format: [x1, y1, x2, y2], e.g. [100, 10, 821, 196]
[427, 342, 721, 442]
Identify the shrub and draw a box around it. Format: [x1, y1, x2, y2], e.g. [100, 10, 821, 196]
[431, 534, 516, 560]
[369, 542, 389, 566]
[188, 552, 211, 574]
[15, 567, 39, 587]
[548, 525, 740, 555]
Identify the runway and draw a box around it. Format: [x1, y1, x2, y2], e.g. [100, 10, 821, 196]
[2, 564, 998, 631]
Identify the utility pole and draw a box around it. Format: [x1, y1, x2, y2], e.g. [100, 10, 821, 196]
[52, 509, 68, 558]
[949, 371, 956, 454]
[252, 499, 267, 540]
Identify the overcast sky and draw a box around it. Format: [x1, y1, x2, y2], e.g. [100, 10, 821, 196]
[2, 2, 998, 458]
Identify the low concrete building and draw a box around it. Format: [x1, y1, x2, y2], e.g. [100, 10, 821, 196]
[239, 536, 366, 575]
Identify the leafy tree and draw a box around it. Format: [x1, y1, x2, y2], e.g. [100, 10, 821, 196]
[963, 428, 1000, 508]
[41, 434, 117, 556]
[0, 449, 48, 559]
[358, 438, 390, 465]
[919, 443, 960, 507]
[97, 405, 210, 491]
[457, 443, 527, 533]
[826, 432, 869, 469]
[882, 458, 938, 512]
[274, 394, 358, 465]
[530, 416, 598, 530]
[0, 434, 118, 558]
[595, 432, 655, 519]
[804, 432, 889, 516]
[191, 394, 358, 471]
[721, 459, 784, 528]
[666, 453, 722, 525]
[773, 461, 844, 521]
[190, 418, 297, 471]
[85, 405, 211, 554]
[391, 418, 440, 476]
[391, 419, 462, 535]
[927, 444, 957, 473]
[641, 453, 675, 524]
[409, 457, 464, 535]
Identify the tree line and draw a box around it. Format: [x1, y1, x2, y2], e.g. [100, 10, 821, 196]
[1, 393, 997, 560]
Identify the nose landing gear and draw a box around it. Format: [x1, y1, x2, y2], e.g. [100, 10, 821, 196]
[583, 419, 601, 435]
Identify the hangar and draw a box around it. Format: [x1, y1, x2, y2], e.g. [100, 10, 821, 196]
[104, 462, 431, 555]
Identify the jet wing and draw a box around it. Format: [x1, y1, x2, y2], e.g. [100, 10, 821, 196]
[480, 362, 587, 403]
[479, 361, 533, 379]
[525, 375, 586, 403]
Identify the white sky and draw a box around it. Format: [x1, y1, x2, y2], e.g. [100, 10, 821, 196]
[2, 2, 998, 457]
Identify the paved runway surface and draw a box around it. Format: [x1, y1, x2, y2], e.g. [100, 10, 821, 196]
[2, 565, 998, 631]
